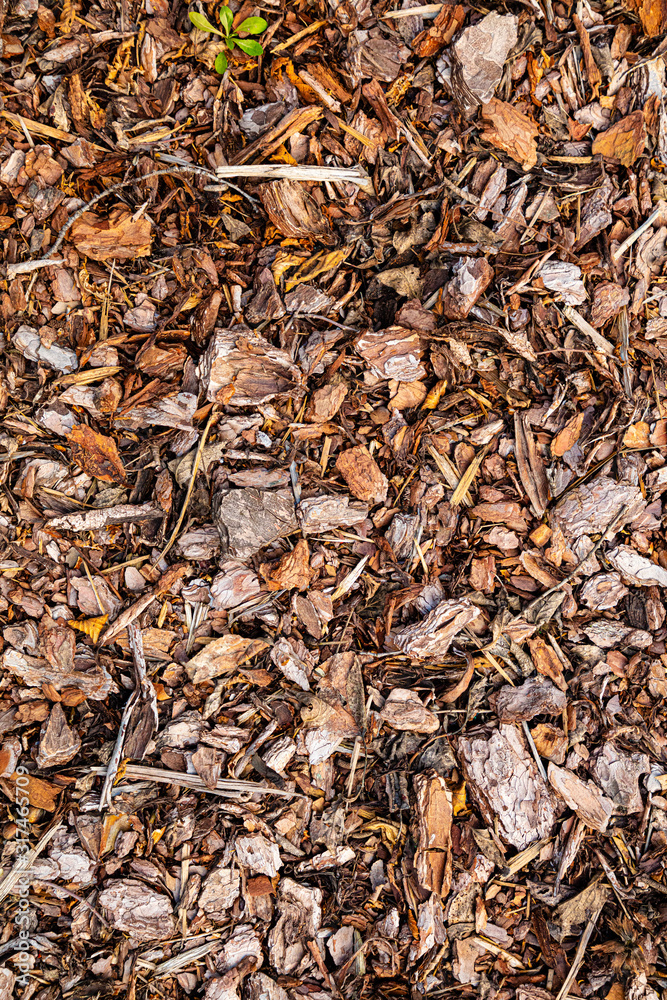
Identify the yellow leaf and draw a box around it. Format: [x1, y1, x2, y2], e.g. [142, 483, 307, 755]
[285, 248, 351, 292]
[362, 819, 400, 846]
[69, 614, 108, 643]
[452, 780, 467, 815]
[269, 143, 298, 165]
[271, 251, 305, 284]
[421, 379, 447, 410]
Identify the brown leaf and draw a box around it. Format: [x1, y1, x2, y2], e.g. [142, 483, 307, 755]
[531, 723, 567, 764]
[441, 658, 475, 703]
[67, 424, 127, 483]
[261, 539, 313, 592]
[551, 412, 584, 457]
[185, 635, 270, 684]
[70, 206, 152, 261]
[529, 637, 567, 691]
[481, 99, 538, 171]
[591, 110, 646, 167]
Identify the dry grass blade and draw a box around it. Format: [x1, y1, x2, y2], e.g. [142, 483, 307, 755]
[451, 442, 491, 507]
[93, 764, 304, 799]
[0, 817, 64, 903]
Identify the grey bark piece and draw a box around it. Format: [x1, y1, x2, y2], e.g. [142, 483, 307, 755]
[47, 503, 163, 532]
[198, 326, 304, 406]
[213, 489, 298, 559]
[198, 865, 241, 921]
[14, 324, 78, 373]
[298, 494, 369, 534]
[114, 391, 197, 431]
[580, 572, 629, 610]
[2, 648, 113, 700]
[582, 620, 652, 649]
[590, 744, 649, 814]
[453, 12, 518, 103]
[236, 833, 282, 877]
[606, 545, 667, 587]
[98, 878, 175, 944]
[247, 973, 290, 1000]
[550, 476, 645, 544]
[390, 597, 482, 661]
[459, 724, 558, 849]
[267, 878, 322, 975]
[0, 967, 15, 1000]
[495, 677, 567, 722]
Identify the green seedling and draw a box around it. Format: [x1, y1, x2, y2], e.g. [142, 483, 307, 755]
[189, 7, 267, 74]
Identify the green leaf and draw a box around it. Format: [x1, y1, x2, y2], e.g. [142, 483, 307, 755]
[218, 5, 233, 33]
[189, 11, 222, 34]
[235, 37, 263, 55]
[237, 16, 267, 33]
[215, 50, 228, 72]
[226, 35, 235, 47]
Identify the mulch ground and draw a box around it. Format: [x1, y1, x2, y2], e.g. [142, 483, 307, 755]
[1, 1, 667, 1000]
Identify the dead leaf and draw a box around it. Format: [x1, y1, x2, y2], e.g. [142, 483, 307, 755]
[67, 424, 127, 483]
[591, 110, 646, 167]
[529, 637, 567, 691]
[261, 539, 313, 592]
[1, 772, 59, 811]
[185, 635, 270, 684]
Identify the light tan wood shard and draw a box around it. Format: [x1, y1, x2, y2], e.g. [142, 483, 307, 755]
[413, 770, 453, 896]
[548, 763, 614, 831]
